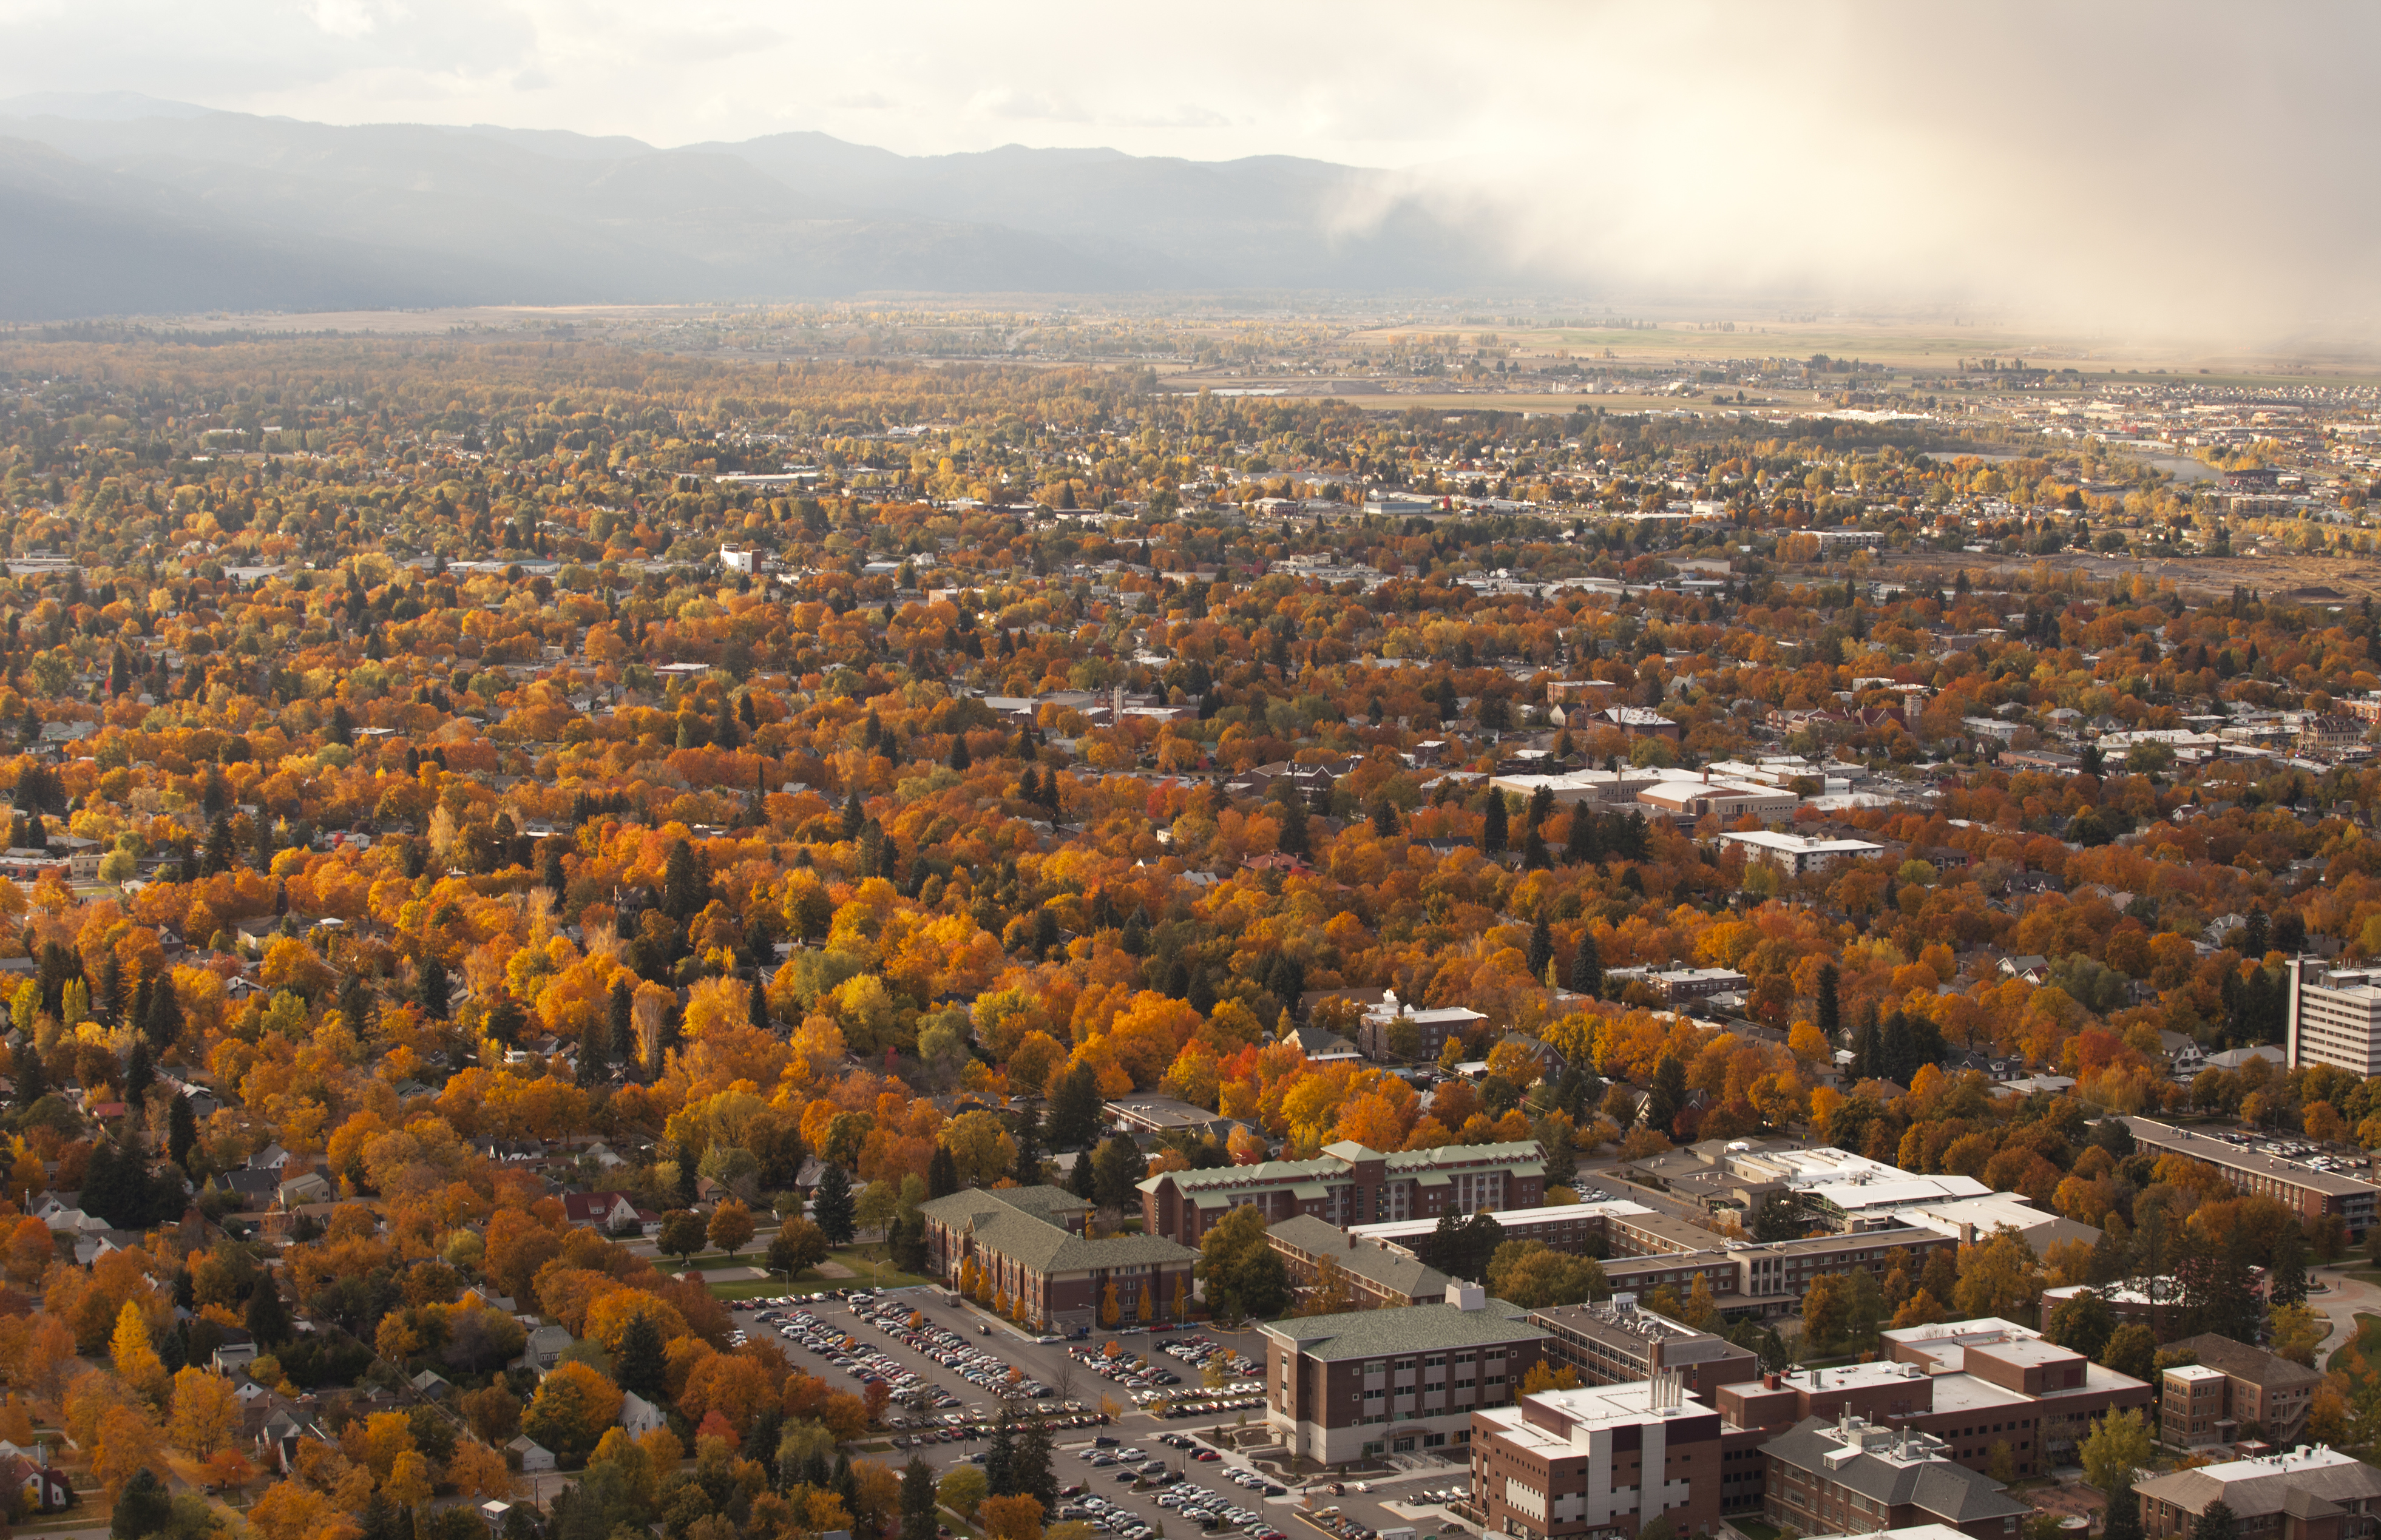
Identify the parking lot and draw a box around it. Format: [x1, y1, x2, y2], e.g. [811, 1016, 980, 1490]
[728, 1285, 1350, 1540]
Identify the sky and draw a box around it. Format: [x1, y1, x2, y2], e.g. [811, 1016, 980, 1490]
[1, 1, 2375, 337]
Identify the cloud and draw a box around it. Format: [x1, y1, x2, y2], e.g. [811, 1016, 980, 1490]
[0, 0, 2371, 337]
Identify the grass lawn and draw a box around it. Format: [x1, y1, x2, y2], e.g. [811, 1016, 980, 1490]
[707, 1245, 935, 1299]
[2328, 1312, 2381, 1379]
[1733, 1522, 1783, 1540]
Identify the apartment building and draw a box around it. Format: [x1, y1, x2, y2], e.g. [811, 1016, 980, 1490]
[2137, 1447, 2381, 1540]
[1262, 1283, 1553, 1464]
[2122, 1116, 2378, 1237]
[1636, 778, 1796, 825]
[1528, 1298, 1757, 1397]
[916, 1184, 1197, 1333]
[1760, 1416, 2031, 1540]
[1469, 1373, 1724, 1540]
[2290, 961, 2381, 1077]
[1268, 1215, 1453, 1308]
[1140, 1140, 1544, 1245]
[2157, 1336, 2321, 1447]
[1716, 830, 1886, 877]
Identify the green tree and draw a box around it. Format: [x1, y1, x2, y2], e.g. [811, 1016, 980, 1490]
[1484, 1240, 1608, 1308]
[1045, 1062, 1100, 1148]
[615, 1312, 666, 1400]
[2192, 1503, 2237, 1540]
[903, 1456, 940, 1540]
[1571, 928, 1602, 996]
[2101, 1322, 2156, 1382]
[2080, 1408, 2153, 1498]
[2044, 1289, 2115, 1362]
[1196, 1206, 1289, 1321]
[1090, 1135, 1146, 1213]
[813, 1164, 856, 1246]
[112, 1467, 172, 1539]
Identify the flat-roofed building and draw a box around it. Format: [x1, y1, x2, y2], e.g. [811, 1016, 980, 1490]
[1470, 1373, 1723, 1540]
[1717, 830, 1886, 877]
[1638, 779, 1796, 824]
[1878, 1318, 2155, 1468]
[1262, 1283, 1553, 1463]
[2291, 961, 2381, 1078]
[2161, 1363, 2230, 1447]
[2122, 1116, 2379, 1238]
[2137, 1446, 2381, 1540]
[1528, 1298, 1757, 1396]
[1759, 1416, 2031, 1540]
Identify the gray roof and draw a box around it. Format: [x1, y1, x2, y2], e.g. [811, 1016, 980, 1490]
[1269, 1215, 1453, 1300]
[1145, 1140, 1543, 1197]
[918, 1186, 1196, 1275]
[1760, 1419, 2030, 1525]
[2135, 1461, 2381, 1520]
[2161, 1334, 2323, 1390]
[1261, 1299, 1546, 1362]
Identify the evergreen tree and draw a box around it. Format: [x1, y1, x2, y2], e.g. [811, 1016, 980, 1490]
[949, 734, 971, 772]
[1011, 1107, 1041, 1185]
[1068, 1150, 1097, 1202]
[902, 1457, 940, 1540]
[984, 1418, 1018, 1498]
[927, 1145, 960, 1198]
[749, 973, 770, 1031]
[112, 1468, 172, 1540]
[1370, 800, 1399, 837]
[203, 815, 235, 876]
[1571, 928, 1602, 997]
[608, 981, 637, 1073]
[2192, 1503, 2237, 1540]
[1012, 1418, 1056, 1510]
[1046, 1062, 1101, 1147]
[167, 1092, 198, 1172]
[12, 1046, 44, 1109]
[813, 1163, 856, 1245]
[616, 1312, 666, 1399]
[1816, 962, 1841, 1044]
[1645, 1055, 1688, 1135]
[416, 956, 450, 1020]
[1520, 825, 1550, 871]
[578, 1018, 607, 1087]
[246, 1278, 293, 1347]
[540, 838, 566, 895]
[662, 838, 710, 921]
[2269, 1221, 2309, 1307]
[1526, 916, 1553, 981]
[1480, 791, 1508, 854]
[124, 1038, 155, 1103]
[1565, 804, 1600, 864]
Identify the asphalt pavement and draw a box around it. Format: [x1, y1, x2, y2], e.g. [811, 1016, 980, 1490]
[729, 1286, 1335, 1540]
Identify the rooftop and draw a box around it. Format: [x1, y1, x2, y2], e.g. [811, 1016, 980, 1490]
[1475, 1379, 1716, 1452]
[1259, 1295, 1548, 1362]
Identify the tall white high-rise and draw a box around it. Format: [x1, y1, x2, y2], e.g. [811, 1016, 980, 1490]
[2288, 958, 2381, 1075]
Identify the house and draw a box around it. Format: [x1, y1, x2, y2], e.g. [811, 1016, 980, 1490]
[1283, 1025, 1361, 1063]
[621, 1391, 668, 1436]
[0, 1452, 70, 1513]
[410, 1369, 452, 1400]
[560, 1191, 644, 1234]
[277, 1173, 333, 1209]
[506, 1434, 556, 1473]
[1998, 954, 2050, 985]
[522, 1325, 574, 1372]
[249, 1144, 296, 1175]
[208, 1170, 279, 1209]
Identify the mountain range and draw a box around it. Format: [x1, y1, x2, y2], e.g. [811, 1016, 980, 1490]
[0, 94, 1520, 320]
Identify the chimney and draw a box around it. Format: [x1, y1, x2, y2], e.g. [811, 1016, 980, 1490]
[1348, 1233, 1356, 1249]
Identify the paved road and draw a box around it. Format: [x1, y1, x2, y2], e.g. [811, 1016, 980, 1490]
[2307, 1265, 2381, 1357]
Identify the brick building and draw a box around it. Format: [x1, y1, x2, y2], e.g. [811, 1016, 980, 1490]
[2122, 1118, 2379, 1238]
[918, 1184, 1197, 1334]
[1759, 1416, 2030, 1540]
[2156, 1336, 2322, 1447]
[2137, 1447, 2381, 1540]
[1141, 1139, 1543, 1246]
[1469, 1373, 1723, 1540]
[1878, 1319, 2155, 1470]
[1262, 1283, 1551, 1464]
[1267, 1215, 1453, 1308]
[1528, 1298, 1757, 1397]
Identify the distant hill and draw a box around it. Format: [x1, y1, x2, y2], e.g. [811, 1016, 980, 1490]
[0, 98, 1528, 319]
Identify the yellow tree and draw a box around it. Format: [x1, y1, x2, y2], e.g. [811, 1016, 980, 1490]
[448, 1439, 517, 1502]
[111, 1302, 168, 1405]
[1101, 1280, 1121, 1329]
[384, 1448, 433, 1509]
[168, 1367, 239, 1457]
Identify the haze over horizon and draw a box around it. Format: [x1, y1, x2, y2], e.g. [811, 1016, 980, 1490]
[4, 1, 2380, 340]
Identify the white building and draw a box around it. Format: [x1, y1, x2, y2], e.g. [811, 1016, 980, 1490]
[1715, 829, 1885, 877]
[2289, 959, 2381, 1076]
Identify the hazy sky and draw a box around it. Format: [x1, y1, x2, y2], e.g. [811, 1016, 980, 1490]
[3, 1, 2373, 336]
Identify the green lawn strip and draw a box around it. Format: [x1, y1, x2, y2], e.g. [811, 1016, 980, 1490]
[1733, 1523, 1783, 1540]
[2326, 1312, 2381, 1379]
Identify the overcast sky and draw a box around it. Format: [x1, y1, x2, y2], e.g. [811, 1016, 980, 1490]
[4, 1, 2374, 336]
